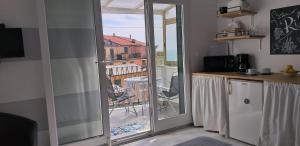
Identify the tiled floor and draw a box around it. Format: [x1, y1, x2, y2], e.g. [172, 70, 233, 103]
[110, 103, 179, 139]
[110, 104, 151, 139]
[122, 126, 251, 146]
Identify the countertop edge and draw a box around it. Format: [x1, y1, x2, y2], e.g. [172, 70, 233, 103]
[192, 72, 300, 85]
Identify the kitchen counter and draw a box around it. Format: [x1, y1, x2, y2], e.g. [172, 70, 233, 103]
[193, 72, 300, 85]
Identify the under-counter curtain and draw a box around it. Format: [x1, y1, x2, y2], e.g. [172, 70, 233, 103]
[259, 82, 300, 146]
[192, 76, 228, 136]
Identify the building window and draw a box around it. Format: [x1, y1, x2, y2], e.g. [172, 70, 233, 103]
[124, 47, 128, 53]
[110, 48, 114, 60]
[114, 79, 121, 86]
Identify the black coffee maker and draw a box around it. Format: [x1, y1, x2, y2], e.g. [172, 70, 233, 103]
[236, 54, 250, 73]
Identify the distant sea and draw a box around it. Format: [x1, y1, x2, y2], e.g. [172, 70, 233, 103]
[167, 51, 177, 61]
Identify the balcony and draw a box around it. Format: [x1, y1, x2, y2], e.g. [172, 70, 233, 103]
[106, 63, 180, 139]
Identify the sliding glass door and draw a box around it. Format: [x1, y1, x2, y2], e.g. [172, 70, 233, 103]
[39, 0, 191, 145]
[37, 0, 110, 145]
[146, 0, 191, 132]
[100, 0, 152, 141]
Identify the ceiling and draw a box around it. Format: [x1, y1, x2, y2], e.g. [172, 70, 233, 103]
[100, 0, 175, 15]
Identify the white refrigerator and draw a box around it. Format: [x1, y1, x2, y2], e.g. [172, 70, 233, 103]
[228, 79, 263, 145]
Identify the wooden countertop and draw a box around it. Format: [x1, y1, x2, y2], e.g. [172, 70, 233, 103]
[192, 72, 300, 85]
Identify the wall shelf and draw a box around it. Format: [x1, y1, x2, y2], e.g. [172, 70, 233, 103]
[215, 8, 264, 52]
[215, 35, 265, 41]
[217, 10, 257, 18]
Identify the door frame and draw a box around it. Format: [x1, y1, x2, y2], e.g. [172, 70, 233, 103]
[36, 0, 111, 145]
[145, 0, 192, 133]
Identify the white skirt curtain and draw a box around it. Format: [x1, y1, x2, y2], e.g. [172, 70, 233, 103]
[192, 76, 228, 136]
[259, 82, 300, 146]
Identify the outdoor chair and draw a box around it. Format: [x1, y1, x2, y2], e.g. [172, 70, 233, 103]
[106, 77, 137, 116]
[157, 75, 179, 112]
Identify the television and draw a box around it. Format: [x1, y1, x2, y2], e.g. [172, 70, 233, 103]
[0, 28, 25, 58]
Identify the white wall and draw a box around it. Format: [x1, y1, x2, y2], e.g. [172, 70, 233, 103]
[189, 0, 218, 72]
[0, 0, 38, 28]
[0, 0, 50, 145]
[0, 0, 218, 145]
[156, 65, 177, 87]
[217, 0, 300, 72]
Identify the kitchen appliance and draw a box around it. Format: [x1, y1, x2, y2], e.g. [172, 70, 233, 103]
[0, 24, 5, 29]
[236, 54, 250, 73]
[219, 7, 228, 14]
[228, 79, 263, 145]
[204, 55, 235, 72]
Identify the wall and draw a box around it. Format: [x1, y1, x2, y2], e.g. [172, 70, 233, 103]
[156, 65, 177, 87]
[0, 0, 50, 145]
[0, 0, 218, 145]
[217, 0, 300, 72]
[189, 0, 218, 72]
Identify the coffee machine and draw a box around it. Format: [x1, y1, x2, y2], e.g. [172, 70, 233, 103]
[236, 54, 250, 73]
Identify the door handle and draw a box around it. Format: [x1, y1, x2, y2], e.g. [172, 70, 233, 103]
[95, 60, 106, 64]
[228, 81, 232, 95]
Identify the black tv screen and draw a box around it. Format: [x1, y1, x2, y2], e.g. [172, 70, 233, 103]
[0, 28, 25, 58]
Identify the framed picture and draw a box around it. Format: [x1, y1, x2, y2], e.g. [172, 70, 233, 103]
[270, 5, 300, 54]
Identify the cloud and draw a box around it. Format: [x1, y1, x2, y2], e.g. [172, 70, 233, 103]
[102, 14, 164, 50]
[102, 14, 145, 27]
[102, 14, 163, 28]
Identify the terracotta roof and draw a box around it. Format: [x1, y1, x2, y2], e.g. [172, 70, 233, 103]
[104, 35, 146, 46]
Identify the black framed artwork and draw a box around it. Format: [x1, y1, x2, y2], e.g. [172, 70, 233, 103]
[270, 5, 300, 54]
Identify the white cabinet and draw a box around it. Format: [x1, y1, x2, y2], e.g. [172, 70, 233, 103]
[228, 79, 263, 145]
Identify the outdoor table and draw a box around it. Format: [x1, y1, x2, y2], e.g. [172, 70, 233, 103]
[124, 76, 161, 115]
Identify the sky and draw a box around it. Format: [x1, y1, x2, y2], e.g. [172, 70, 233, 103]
[102, 14, 178, 61]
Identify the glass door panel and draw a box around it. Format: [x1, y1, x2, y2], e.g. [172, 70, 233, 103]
[152, 3, 185, 120]
[146, 0, 191, 132]
[41, 0, 109, 145]
[100, 0, 152, 140]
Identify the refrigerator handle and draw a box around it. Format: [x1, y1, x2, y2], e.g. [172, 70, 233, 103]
[228, 81, 232, 95]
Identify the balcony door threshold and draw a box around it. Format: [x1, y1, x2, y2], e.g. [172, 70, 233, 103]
[111, 131, 152, 145]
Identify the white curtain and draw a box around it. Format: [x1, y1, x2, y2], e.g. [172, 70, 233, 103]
[192, 76, 228, 136]
[259, 82, 300, 146]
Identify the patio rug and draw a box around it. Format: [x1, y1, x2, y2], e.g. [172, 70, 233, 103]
[111, 123, 144, 136]
[175, 136, 231, 146]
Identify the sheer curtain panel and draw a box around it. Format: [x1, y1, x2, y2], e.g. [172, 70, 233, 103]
[192, 76, 228, 136]
[259, 81, 300, 146]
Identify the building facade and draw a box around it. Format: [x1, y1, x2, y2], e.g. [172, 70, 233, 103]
[104, 35, 147, 66]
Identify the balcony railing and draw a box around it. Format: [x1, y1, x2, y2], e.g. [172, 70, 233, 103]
[106, 64, 146, 76]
